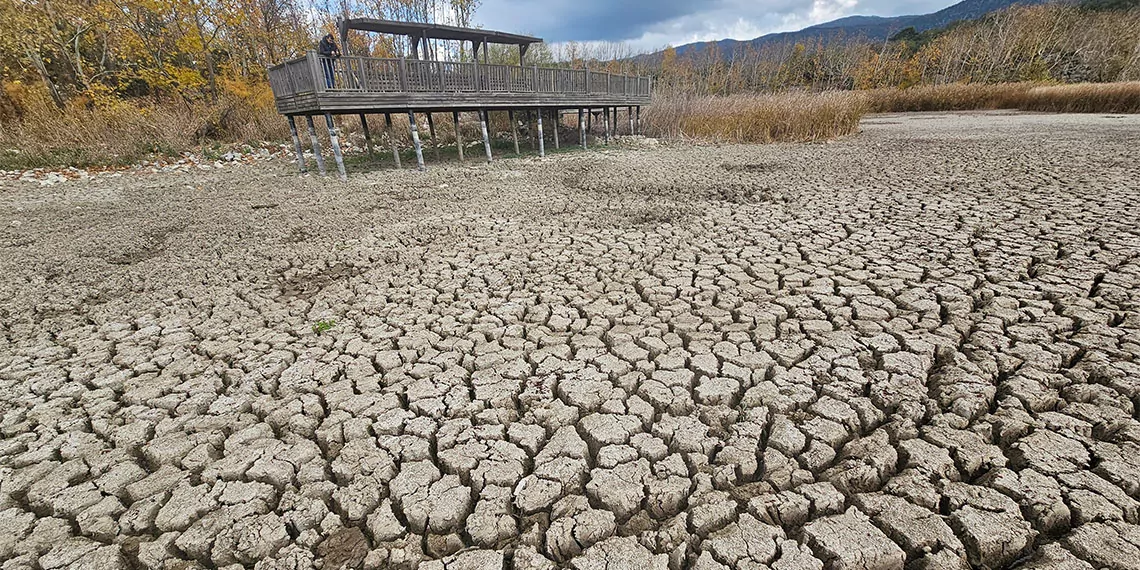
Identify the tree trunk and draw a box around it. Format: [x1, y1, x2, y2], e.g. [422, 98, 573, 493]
[26, 49, 65, 109]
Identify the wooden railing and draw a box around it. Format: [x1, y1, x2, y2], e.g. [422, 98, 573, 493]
[268, 51, 652, 100]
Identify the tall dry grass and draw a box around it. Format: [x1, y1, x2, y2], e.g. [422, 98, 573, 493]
[0, 82, 286, 170]
[643, 91, 867, 143]
[1020, 81, 1140, 112]
[863, 83, 1038, 112]
[864, 81, 1140, 113]
[646, 82, 1140, 146]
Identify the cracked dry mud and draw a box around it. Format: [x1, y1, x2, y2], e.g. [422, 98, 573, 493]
[2, 111, 1139, 570]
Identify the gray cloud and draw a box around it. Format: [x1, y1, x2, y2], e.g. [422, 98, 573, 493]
[476, 0, 956, 50]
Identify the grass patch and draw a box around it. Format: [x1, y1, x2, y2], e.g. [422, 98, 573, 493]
[864, 82, 1140, 113]
[643, 91, 867, 143]
[0, 83, 285, 170]
[312, 319, 336, 335]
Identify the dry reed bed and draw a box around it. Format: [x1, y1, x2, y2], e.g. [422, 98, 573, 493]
[642, 91, 867, 143]
[0, 90, 285, 170]
[865, 82, 1140, 113]
[5, 81, 1140, 169]
[643, 82, 1140, 144]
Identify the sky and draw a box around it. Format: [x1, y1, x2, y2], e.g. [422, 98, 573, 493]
[475, 0, 959, 52]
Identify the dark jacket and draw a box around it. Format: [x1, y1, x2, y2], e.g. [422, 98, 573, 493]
[318, 36, 340, 57]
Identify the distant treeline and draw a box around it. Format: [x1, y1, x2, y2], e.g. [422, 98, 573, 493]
[636, 2, 1140, 95]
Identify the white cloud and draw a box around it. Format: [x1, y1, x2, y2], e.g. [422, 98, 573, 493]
[477, 0, 955, 53]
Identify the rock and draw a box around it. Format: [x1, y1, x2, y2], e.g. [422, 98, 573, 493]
[570, 536, 669, 570]
[701, 513, 785, 567]
[546, 497, 617, 562]
[1062, 522, 1140, 570]
[802, 508, 905, 570]
[365, 499, 405, 543]
[949, 506, 1036, 569]
[420, 549, 504, 570]
[316, 527, 369, 569]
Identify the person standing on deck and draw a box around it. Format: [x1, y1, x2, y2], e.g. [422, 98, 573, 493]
[318, 33, 341, 88]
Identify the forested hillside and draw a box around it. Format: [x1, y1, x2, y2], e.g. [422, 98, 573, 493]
[649, 2, 1140, 94]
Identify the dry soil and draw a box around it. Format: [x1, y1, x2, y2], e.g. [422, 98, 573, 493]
[1, 111, 1139, 570]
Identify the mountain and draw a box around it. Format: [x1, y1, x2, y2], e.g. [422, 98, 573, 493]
[663, 0, 1059, 60]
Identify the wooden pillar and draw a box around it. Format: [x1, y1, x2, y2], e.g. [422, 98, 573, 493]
[408, 111, 426, 171]
[453, 111, 464, 162]
[304, 115, 326, 176]
[529, 111, 537, 150]
[628, 106, 634, 136]
[385, 113, 401, 169]
[287, 116, 306, 173]
[602, 106, 610, 145]
[636, 106, 641, 135]
[508, 109, 520, 155]
[552, 109, 560, 150]
[612, 107, 618, 137]
[360, 114, 375, 159]
[537, 109, 545, 158]
[586, 108, 592, 133]
[324, 113, 347, 180]
[480, 109, 492, 163]
[578, 108, 586, 149]
[426, 112, 440, 160]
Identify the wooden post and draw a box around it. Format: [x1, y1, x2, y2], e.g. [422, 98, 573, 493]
[628, 106, 634, 136]
[385, 113, 401, 169]
[537, 109, 545, 158]
[453, 111, 464, 162]
[603, 106, 610, 145]
[287, 116, 306, 173]
[360, 114, 375, 159]
[587, 108, 592, 133]
[324, 113, 347, 180]
[408, 111, 426, 171]
[509, 109, 520, 155]
[528, 111, 537, 150]
[552, 109, 560, 150]
[307, 51, 324, 93]
[636, 106, 642, 135]
[579, 108, 586, 149]
[480, 109, 493, 163]
[305, 115, 326, 176]
[427, 112, 440, 160]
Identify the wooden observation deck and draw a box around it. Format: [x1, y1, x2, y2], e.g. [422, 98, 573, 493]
[268, 18, 652, 178]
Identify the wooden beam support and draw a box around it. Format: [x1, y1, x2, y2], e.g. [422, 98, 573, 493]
[427, 112, 440, 160]
[480, 109, 493, 163]
[603, 106, 610, 145]
[579, 108, 586, 150]
[385, 113, 401, 169]
[628, 106, 634, 136]
[537, 109, 545, 158]
[636, 106, 641, 135]
[509, 109, 520, 155]
[408, 111, 426, 171]
[305, 115, 326, 176]
[360, 114, 375, 159]
[287, 116, 306, 173]
[453, 111, 464, 162]
[552, 109, 560, 150]
[324, 113, 347, 180]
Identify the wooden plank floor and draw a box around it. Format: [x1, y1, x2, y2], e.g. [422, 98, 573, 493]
[275, 91, 650, 116]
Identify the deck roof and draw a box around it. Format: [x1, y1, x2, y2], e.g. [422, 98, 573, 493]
[339, 19, 542, 46]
